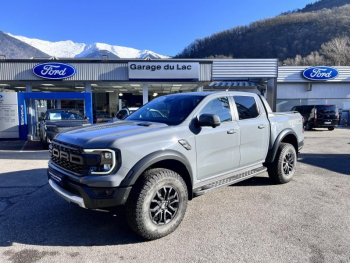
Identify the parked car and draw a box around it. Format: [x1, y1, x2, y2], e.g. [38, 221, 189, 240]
[38, 109, 91, 149]
[116, 107, 139, 120]
[94, 110, 112, 123]
[47, 92, 304, 239]
[291, 105, 339, 131]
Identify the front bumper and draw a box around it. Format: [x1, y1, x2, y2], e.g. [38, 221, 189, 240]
[48, 167, 132, 209]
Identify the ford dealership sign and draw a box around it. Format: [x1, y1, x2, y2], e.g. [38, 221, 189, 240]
[33, 63, 76, 79]
[303, 66, 339, 81]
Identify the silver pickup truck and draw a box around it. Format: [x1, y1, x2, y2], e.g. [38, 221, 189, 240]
[47, 91, 304, 239]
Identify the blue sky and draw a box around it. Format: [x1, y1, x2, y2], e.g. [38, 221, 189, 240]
[2, 0, 313, 56]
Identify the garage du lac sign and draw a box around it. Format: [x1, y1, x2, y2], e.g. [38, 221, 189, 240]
[303, 66, 339, 81]
[33, 62, 76, 80]
[128, 62, 199, 81]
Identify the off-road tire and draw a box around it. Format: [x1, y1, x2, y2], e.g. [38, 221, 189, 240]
[328, 127, 335, 131]
[267, 143, 297, 184]
[126, 168, 188, 240]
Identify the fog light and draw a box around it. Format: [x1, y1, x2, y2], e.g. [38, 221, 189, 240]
[92, 189, 115, 197]
[103, 164, 111, 171]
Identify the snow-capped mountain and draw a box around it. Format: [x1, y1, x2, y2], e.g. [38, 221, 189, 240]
[7, 33, 169, 59]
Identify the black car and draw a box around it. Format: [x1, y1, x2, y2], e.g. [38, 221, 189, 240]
[38, 109, 91, 149]
[291, 105, 339, 131]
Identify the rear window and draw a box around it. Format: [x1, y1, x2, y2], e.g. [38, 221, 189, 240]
[316, 105, 337, 113]
[233, 96, 259, 120]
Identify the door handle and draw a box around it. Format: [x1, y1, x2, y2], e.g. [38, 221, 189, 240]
[258, 125, 265, 129]
[227, 129, 237, 134]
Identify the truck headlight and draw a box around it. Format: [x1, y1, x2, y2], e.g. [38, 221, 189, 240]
[84, 149, 119, 175]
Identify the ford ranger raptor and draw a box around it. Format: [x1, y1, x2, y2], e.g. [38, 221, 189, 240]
[48, 92, 304, 239]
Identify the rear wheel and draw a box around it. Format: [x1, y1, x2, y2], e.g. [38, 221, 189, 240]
[267, 143, 297, 184]
[126, 168, 188, 240]
[328, 127, 335, 131]
[305, 122, 312, 131]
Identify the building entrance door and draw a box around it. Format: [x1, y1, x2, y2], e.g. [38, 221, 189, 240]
[27, 99, 56, 140]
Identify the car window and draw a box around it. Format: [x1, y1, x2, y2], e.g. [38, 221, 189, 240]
[127, 95, 204, 125]
[199, 97, 232, 122]
[233, 96, 259, 120]
[316, 105, 337, 114]
[47, 111, 84, 120]
[304, 106, 314, 113]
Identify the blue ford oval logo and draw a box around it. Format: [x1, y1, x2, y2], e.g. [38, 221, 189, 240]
[0, 95, 3, 98]
[33, 63, 76, 80]
[303, 66, 339, 81]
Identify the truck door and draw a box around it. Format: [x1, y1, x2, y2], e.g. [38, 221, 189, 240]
[232, 95, 269, 167]
[195, 96, 240, 180]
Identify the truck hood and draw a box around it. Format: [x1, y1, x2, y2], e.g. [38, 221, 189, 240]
[55, 121, 169, 148]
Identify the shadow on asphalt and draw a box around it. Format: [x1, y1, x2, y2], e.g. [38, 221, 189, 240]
[299, 153, 350, 175]
[233, 176, 273, 187]
[0, 168, 146, 247]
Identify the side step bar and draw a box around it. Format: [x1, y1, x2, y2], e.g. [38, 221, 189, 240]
[193, 166, 267, 197]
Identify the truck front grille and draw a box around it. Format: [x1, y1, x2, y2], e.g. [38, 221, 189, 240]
[50, 140, 85, 175]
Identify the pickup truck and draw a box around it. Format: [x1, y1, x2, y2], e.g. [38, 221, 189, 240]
[47, 91, 304, 240]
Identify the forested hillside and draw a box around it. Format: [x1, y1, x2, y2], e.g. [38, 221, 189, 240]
[176, 1, 350, 66]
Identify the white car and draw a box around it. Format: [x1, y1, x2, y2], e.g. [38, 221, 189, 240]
[116, 107, 139, 120]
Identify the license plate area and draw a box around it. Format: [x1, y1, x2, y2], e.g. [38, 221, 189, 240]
[324, 121, 332, 124]
[49, 171, 65, 187]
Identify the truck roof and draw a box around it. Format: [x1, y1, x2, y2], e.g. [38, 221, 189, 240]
[167, 91, 259, 97]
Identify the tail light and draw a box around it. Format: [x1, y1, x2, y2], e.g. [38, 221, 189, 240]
[314, 109, 317, 121]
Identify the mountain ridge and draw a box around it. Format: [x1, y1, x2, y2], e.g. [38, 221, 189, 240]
[0, 31, 49, 59]
[2, 33, 169, 59]
[176, 0, 350, 66]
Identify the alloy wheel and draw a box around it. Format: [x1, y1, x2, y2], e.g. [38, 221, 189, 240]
[283, 152, 294, 176]
[149, 186, 179, 225]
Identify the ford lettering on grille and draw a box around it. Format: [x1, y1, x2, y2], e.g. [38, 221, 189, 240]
[52, 148, 83, 165]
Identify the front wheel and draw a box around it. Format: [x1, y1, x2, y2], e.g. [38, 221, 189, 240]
[267, 143, 297, 184]
[126, 168, 188, 240]
[328, 127, 335, 131]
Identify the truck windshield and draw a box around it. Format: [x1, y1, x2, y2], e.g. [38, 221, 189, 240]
[48, 111, 84, 120]
[126, 95, 204, 125]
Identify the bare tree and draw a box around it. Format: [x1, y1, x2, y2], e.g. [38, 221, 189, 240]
[320, 36, 350, 65]
[304, 51, 327, 65]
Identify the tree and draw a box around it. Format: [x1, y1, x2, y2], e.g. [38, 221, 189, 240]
[320, 36, 350, 66]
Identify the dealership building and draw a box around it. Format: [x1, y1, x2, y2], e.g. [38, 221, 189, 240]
[0, 58, 349, 141]
[277, 66, 350, 112]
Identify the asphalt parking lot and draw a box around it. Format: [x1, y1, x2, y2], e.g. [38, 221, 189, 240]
[0, 129, 350, 263]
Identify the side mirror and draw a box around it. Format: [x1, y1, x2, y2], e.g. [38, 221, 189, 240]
[198, 114, 221, 128]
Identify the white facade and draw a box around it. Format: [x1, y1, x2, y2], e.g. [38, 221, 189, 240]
[277, 66, 350, 112]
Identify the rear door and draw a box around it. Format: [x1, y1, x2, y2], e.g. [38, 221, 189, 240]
[232, 95, 269, 167]
[316, 105, 338, 126]
[194, 96, 240, 180]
